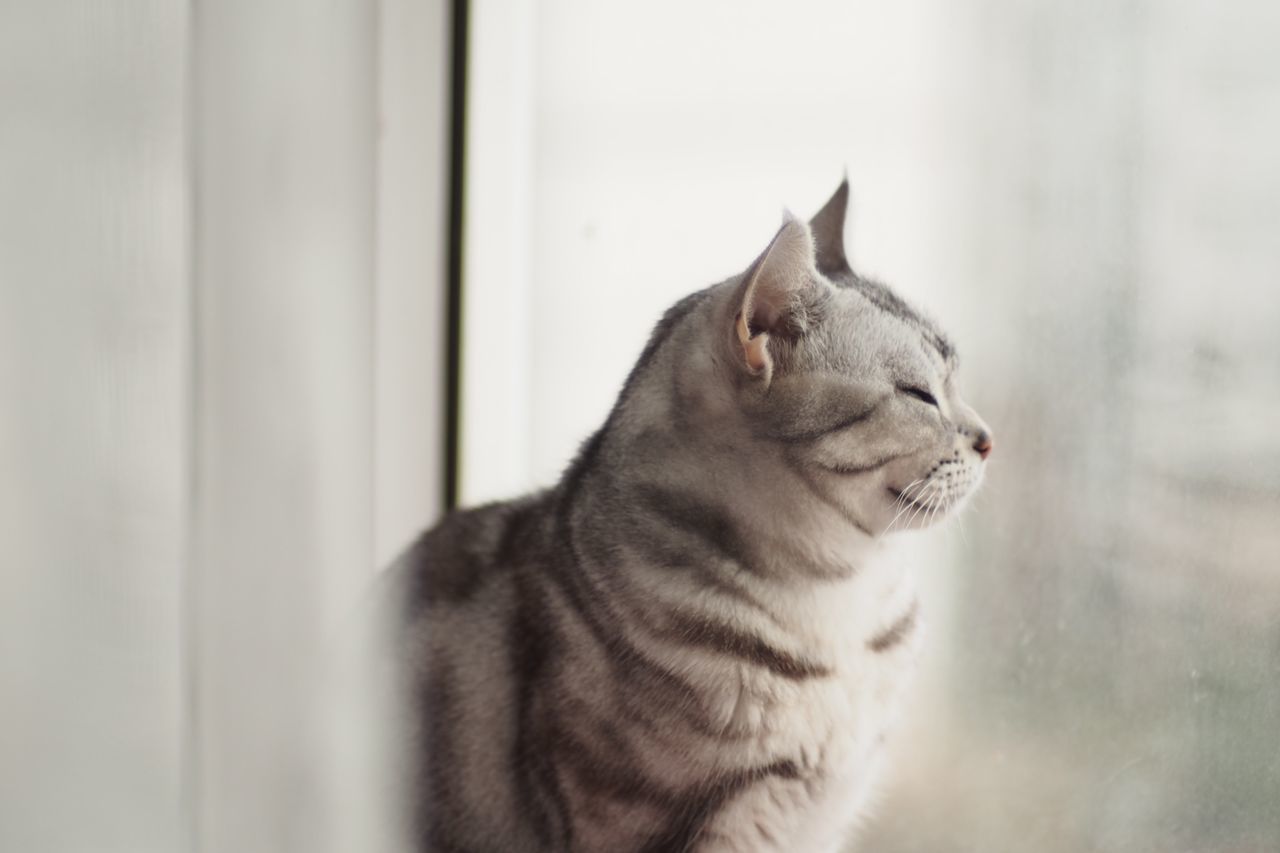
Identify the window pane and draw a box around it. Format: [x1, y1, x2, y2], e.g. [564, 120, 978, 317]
[462, 1, 1280, 850]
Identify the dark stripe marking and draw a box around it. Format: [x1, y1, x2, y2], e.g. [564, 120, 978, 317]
[639, 481, 857, 581]
[420, 661, 466, 852]
[631, 483, 759, 576]
[639, 758, 804, 853]
[509, 572, 574, 848]
[543, 541, 718, 735]
[553, 717, 684, 809]
[613, 519, 788, 630]
[829, 268, 956, 362]
[818, 450, 908, 477]
[657, 610, 833, 681]
[773, 402, 881, 445]
[867, 598, 920, 653]
[790, 463, 875, 539]
[548, 470, 725, 737]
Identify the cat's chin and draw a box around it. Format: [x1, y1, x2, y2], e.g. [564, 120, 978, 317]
[886, 485, 931, 512]
[882, 485, 962, 531]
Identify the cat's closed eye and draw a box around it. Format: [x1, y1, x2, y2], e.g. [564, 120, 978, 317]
[898, 386, 939, 407]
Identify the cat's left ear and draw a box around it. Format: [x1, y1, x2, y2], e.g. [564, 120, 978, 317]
[734, 214, 820, 380]
[809, 178, 851, 276]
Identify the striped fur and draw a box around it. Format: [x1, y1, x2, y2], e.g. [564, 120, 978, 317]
[392, 181, 991, 852]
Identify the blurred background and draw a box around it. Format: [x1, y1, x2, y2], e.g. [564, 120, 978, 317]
[3, 1, 1278, 852]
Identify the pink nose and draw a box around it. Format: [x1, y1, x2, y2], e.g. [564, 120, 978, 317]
[973, 431, 993, 460]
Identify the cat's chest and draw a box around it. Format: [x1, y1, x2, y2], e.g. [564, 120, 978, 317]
[688, 614, 923, 853]
[748, 619, 919, 765]
[710, 576, 924, 778]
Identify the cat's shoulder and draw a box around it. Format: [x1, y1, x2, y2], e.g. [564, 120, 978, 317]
[390, 490, 553, 616]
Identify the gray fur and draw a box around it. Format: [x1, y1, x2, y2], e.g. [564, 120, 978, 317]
[391, 182, 992, 852]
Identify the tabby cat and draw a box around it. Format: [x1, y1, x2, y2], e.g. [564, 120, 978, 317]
[393, 180, 993, 852]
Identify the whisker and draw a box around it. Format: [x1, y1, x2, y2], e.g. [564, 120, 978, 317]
[923, 492, 941, 531]
[903, 481, 940, 529]
[880, 478, 925, 536]
[892, 479, 931, 530]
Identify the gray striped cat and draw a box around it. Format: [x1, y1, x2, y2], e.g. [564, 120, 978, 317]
[393, 181, 993, 853]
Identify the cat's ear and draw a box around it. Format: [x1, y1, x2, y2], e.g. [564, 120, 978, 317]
[734, 214, 818, 379]
[809, 177, 851, 276]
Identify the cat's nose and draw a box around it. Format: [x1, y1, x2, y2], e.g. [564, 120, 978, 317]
[973, 430, 993, 460]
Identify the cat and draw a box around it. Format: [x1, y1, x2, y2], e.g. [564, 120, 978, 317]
[391, 180, 993, 853]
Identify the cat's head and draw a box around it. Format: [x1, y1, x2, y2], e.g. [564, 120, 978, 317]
[698, 181, 992, 536]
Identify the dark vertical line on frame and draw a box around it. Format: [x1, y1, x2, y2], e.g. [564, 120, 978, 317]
[443, 0, 469, 511]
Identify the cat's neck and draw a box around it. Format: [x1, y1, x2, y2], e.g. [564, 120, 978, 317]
[580, 416, 884, 577]
[561, 446, 914, 669]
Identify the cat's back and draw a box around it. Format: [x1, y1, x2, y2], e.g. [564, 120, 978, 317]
[392, 491, 556, 853]
[395, 492, 551, 613]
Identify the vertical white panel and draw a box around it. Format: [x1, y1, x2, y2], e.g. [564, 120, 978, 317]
[0, 3, 189, 852]
[193, 4, 379, 852]
[458, 0, 538, 506]
[376, 0, 450, 563]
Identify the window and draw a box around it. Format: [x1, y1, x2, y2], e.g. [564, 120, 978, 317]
[459, 2, 1280, 850]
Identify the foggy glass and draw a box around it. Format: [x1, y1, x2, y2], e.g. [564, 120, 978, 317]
[461, 1, 1280, 850]
[865, 2, 1280, 850]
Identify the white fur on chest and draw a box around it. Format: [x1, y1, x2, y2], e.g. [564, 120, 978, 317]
[699, 550, 923, 852]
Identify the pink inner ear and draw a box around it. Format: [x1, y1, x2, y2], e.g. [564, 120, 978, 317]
[744, 333, 769, 372]
[736, 310, 770, 372]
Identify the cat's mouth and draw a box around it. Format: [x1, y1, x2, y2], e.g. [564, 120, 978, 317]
[886, 486, 932, 513]
[885, 481, 957, 514]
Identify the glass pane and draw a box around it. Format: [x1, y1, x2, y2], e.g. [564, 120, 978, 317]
[462, 1, 1280, 850]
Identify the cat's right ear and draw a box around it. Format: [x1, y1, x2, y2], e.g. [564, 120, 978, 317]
[809, 178, 851, 276]
[733, 215, 818, 382]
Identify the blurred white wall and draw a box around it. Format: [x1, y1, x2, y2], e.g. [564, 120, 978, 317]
[0, 1, 445, 850]
[0, 5, 190, 850]
[193, 3, 378, 852]
[377, 0, 451, 567]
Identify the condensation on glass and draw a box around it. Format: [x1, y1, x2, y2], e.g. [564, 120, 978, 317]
[461, 2, 1280, 851]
